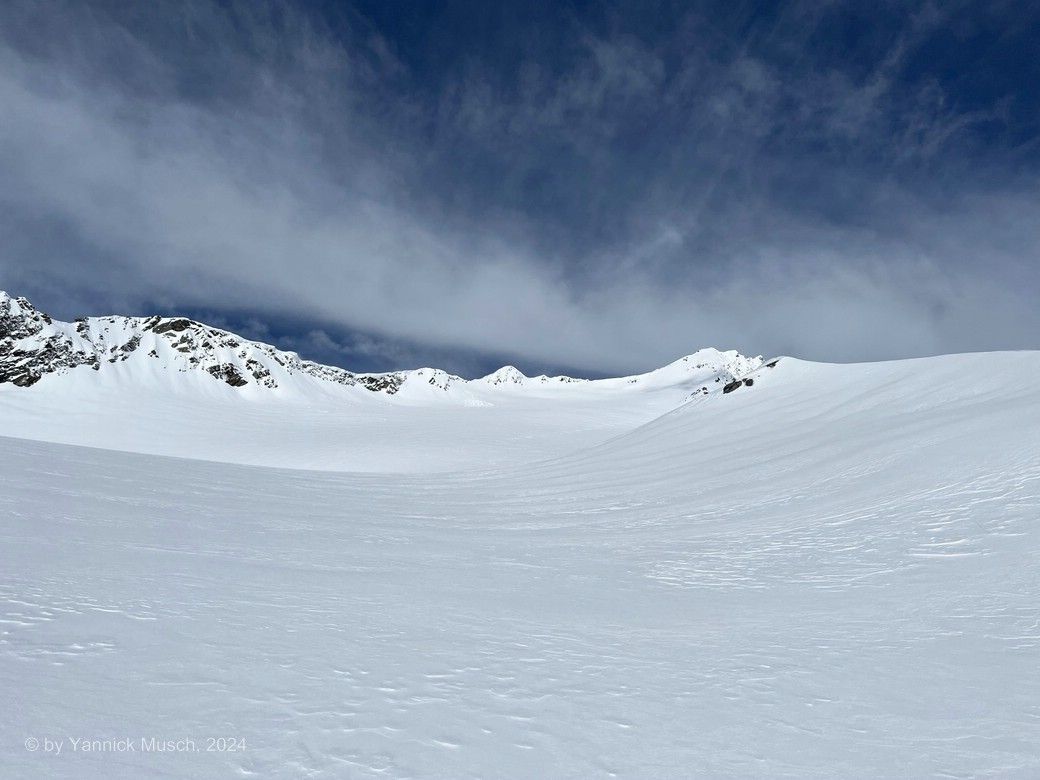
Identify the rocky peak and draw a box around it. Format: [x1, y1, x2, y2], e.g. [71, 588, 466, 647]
[482, 365, 527, 386]
[1, 292, 49, 339]
[0, 293, 98, 387]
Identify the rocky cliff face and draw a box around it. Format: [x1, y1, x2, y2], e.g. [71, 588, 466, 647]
[0, 294, 100, 386]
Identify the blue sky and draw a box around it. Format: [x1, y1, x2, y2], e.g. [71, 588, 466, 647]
[1, 0, 1038, 376]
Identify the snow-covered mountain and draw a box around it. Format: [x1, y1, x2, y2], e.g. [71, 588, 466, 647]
[0, 290, 771, 471]
[0, 290, 761, 398]
[0, 289, 448, 394]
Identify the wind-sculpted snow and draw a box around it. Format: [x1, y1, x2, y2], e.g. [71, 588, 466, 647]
[2, 350, 1039, 777]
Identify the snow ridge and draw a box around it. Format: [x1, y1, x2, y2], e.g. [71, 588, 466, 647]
[0, 291, 445, 394]
[0, 291, 762, 397]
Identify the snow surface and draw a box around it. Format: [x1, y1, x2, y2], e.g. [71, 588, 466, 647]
[0, 341, 759, 472]
[2, 351, 1040, 777]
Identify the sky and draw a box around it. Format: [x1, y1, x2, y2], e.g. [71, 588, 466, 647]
[1, 0, 1039, 377]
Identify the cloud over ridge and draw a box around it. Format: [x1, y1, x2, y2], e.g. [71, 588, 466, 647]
[1, 0, 1038, 373]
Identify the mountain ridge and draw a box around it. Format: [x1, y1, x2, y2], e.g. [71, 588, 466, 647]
[0, 290, 763, 398]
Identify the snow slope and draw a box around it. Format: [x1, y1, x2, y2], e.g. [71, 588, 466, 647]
[0, 349, 758, 472]
[2, 350, 1039, 777]
[0, 290, 762, 471]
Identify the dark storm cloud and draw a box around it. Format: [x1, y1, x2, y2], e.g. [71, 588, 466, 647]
[0, 0, 1037, 374]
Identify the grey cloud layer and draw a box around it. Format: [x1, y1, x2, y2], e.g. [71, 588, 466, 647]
[1, 1, 1037, 373]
